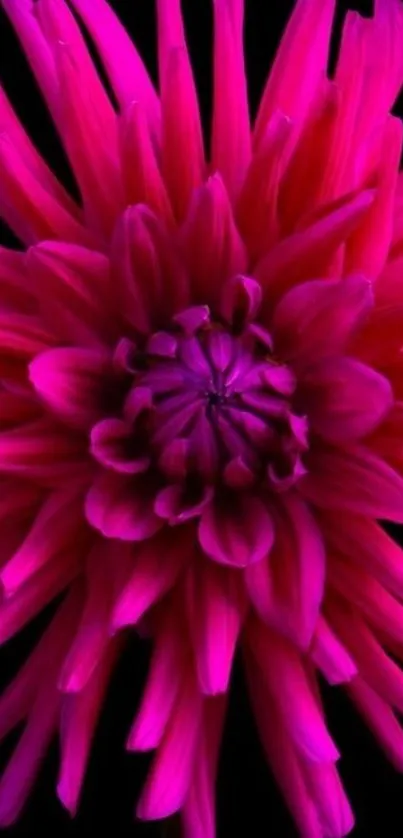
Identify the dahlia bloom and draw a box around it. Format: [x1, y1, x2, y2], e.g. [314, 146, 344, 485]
[2, 0, 403, 834]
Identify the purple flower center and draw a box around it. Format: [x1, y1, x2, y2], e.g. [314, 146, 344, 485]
[96, 307, 310, 493]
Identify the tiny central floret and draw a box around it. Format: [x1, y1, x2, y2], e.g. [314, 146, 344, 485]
[97, 305, 309, 494]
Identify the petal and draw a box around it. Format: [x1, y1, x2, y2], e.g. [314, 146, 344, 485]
[245, 655, 323, 838]
[68, 0, 160, 130]
[301, 357, 392, 442]
[38, 0, 124, 238]
[119, 103, 173, 222]
[57, 640, 119, 815]
[271, 274, 373, 366]
[111, 205, 189, 334]
[348, 677, 403, 772]
[246, 494, 325, 648]
[0, 488, 84, 598]
[85, 471, 162, 542]
[180, 174, 247, 306]
[199, 494, 274, 568]
[300, 443, 403, 522]
[318, 510, 403, 599]
[90, 419, 150, 475]
[111, 529, 190, 631]
[29, 347, 112, 430]
[158, 0, 204, 221]
[246, 618, 339, 763]
[186, 561, 246, 694]
[254, 0, 336, 149]
[27, 241, 114, 347]
[127, 609, 187, 752]
[137, 671, 203, 821]
[310, 616, 357, 686]
[182, 696, 226, 838]
[212, 0, 251, 198]
[256, 192, 374, 310]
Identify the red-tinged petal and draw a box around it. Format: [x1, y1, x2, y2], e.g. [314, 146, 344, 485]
[254, 0, 336, 150]
[182, 696, 226, 838]
[85, 471, 162, 542]
[0, 135, 93, 247]
[245, 656, 323, 838]
[237, 112, 293, 260]
[127, 610, 188, 752]
[256, 191, 374, 310]
[180, 174, 247, 306]
[328, 562, 403, 646]
[27, 242, 114, 347]
[158, 0, 204, 220]
[270, 274, 374, 365]
[111, 205, 189, 334]
[199, 494, 274, 568]
[348, 677, 403, 772]
[319, 510, 403, 599]
[186, 561, 246, 695]
[310, 616, 357, 686]
[346, 117, 402, 278]
[58, 640, 120, 816]
[301, 760, 355, 838]
[155, 483, 213, 525]
[30, 347, 112, 430]
[246, 618, 339, 763]
[38, 0, 124, 238]
[0, 312, 52, 358]
[301, 357, 392, 443]
[111, 529, 190, 631]
[300, 443, 403, 522]
[58, 545, 121, 694]
[137, 671, 203, 821]
[68, 0, 160, 132]
[0, 488, 84, 598]
[246, 495, 325, 649]
[328, 602, 403, 714]
[212, 0, 251, 199]
[2, 0, 59, 119]
[0, 419, 87, 483]
[119, 103, 173, 223]
[0, 546, 83, 647]
[90, 419, 150, 475]
[0, 587, 83, 827]
[0, 86, 79, 220]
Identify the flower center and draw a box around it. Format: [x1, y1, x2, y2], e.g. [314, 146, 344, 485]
[107, 306, 309, 492]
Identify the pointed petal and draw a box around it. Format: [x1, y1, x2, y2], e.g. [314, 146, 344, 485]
[246, 495, 325, 648]
[300, 443, 403, 522]
[212, 0, 251, 198]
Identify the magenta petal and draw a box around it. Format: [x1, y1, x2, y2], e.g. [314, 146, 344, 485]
[90, 419, 150, 474]
[246, 495, 325, 648]
[137, 672, 203, 821]
[29, 347, 111, 430]
[186, 562, 245, 695]
[302, 357, 392, 443]
[199, 494, 274, 567]
[85, 471, 162, 541]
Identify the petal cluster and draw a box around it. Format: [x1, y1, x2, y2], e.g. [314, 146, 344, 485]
[1, 0, 403, 835]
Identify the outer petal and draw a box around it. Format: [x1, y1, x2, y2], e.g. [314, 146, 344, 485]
[300, 443, 403, 522]
[271, 274, 373, 365]
[301, 357, 392, 442]
[246, 494, 325, 648]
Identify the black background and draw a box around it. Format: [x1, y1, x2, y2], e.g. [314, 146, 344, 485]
[0, 0, 402, 835]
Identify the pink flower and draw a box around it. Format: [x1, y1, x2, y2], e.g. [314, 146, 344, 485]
[1, 0, 403, 834]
